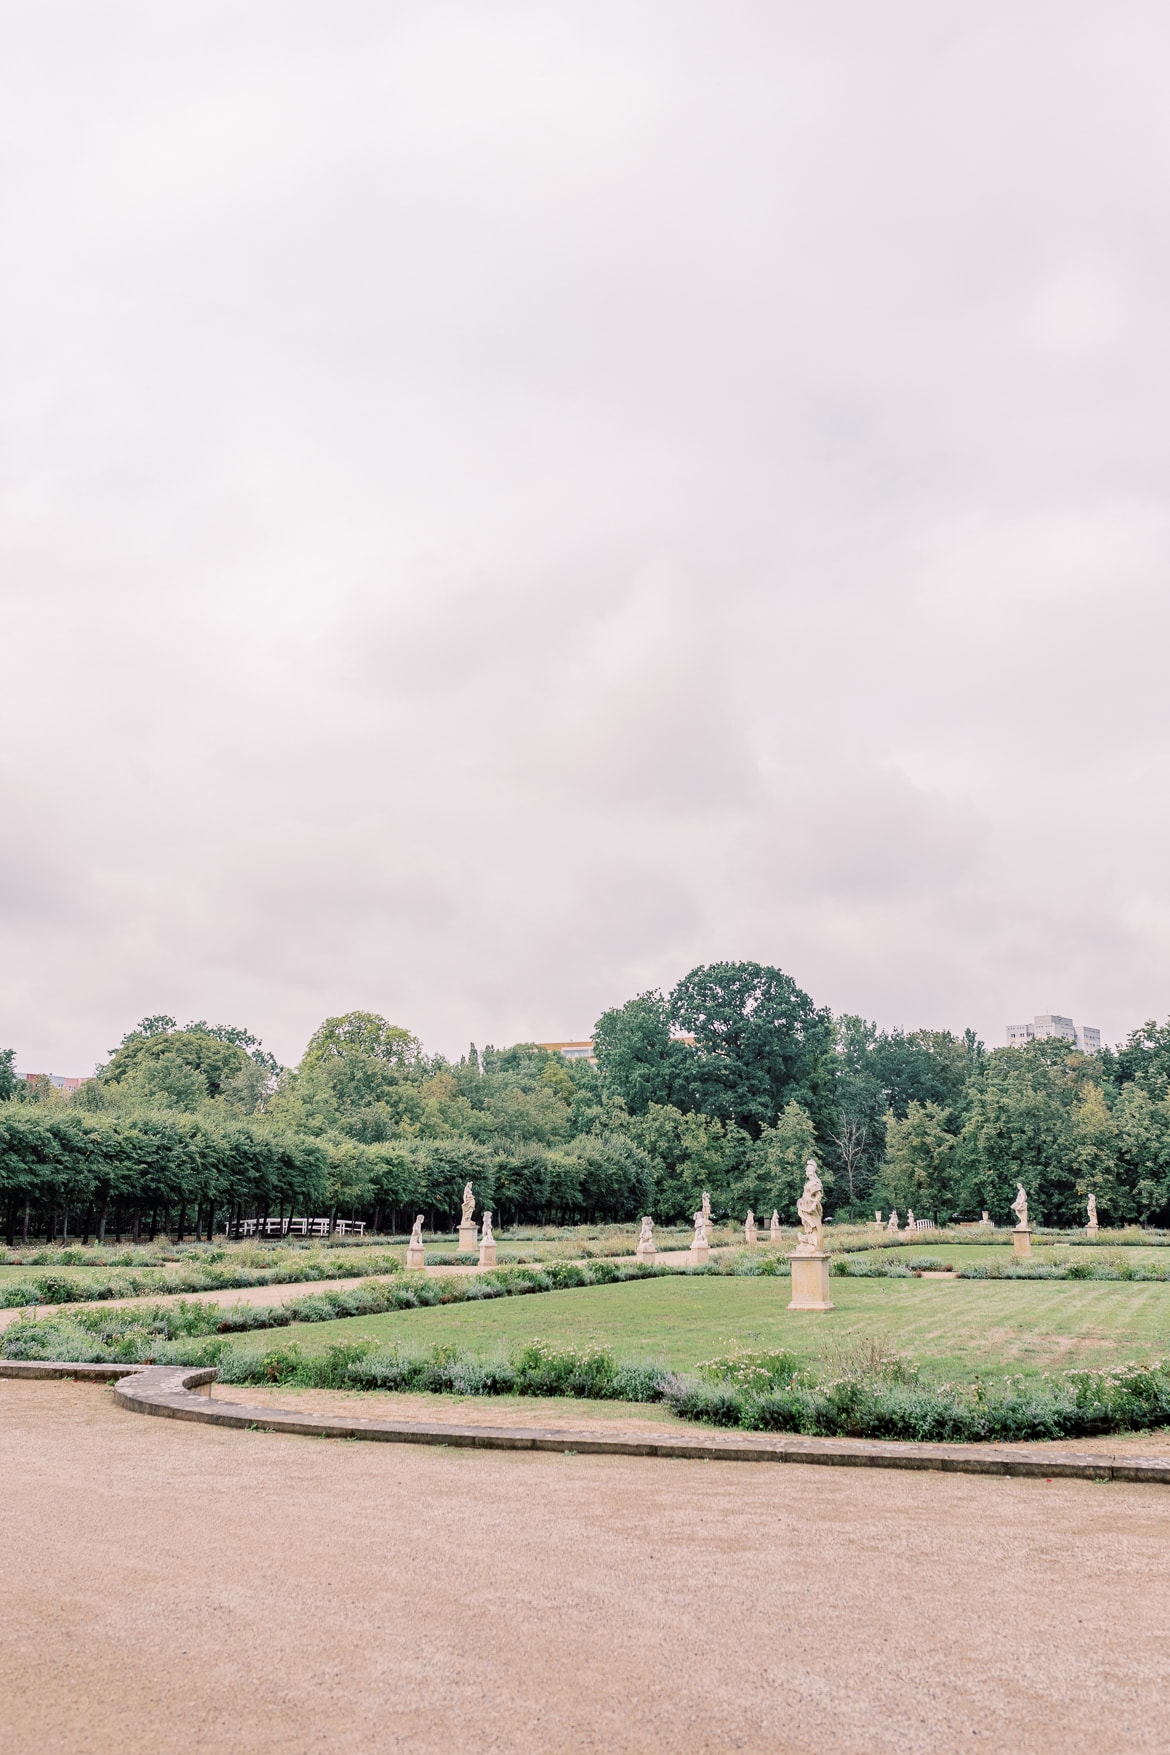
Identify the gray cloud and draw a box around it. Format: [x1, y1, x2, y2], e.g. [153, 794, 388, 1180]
[3, 1, 1170, 1073]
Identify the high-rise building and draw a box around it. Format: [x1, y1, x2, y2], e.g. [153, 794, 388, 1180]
[1006, 1015, 1101, 1053]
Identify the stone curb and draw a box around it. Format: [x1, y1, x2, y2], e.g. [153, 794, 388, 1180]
[5, 1360, 1170, 1483]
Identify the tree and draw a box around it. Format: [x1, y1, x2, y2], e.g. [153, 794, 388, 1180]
[100, 1022, 265, 1103]
[300, 1013, 420, 1071]
[741, 1101, 820, 1224]
[592, 993, 691, 1115]
[626, 1103, 748, 1222]
[0, 1049, 16, 1102]
[882, 1102, 955, 1219]
[1070, 1083, 1127, 1222]
[668, 961, 833, 1138]
[955, 1043, 1080, 1223]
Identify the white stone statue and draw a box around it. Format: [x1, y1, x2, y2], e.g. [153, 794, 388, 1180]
[701, 1190, 712, 1231]
[744, 1209, 757, 1244]
[795, 1161, 824, 1254]
[637, 1215, 655, 1255]
[1086, 1193, 1098, 1231]
[887, 1210, 899, 1232]
[770, 1209, 782, 1243]
[460, 1183, 475, 1226]
[1011, 1183, 1029, 1230]
[692, 1209, 709, 1249]
[905, 1208, 916, 1234]
[480, 1210, 495, 1246]
[409, 1214, 424, 1249]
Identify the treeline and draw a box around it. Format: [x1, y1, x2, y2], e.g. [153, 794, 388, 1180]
[7, 967, 1170, 1237]
[0, 1111, 654, 1243]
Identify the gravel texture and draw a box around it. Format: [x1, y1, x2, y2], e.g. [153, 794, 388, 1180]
[4, 1377, 1170, 1754]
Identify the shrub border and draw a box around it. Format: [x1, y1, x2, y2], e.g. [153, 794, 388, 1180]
[3, 1360, 1170, 1484]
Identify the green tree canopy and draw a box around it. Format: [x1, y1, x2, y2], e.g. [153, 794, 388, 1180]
[669, 961, 833, 1138]
[300, 1012, 421, 1071]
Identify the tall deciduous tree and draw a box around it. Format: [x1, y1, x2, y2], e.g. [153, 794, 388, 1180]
[669, 961, 833, 1138]
[592, 992, 691, 1115]
[882, 1101, 956, 1219]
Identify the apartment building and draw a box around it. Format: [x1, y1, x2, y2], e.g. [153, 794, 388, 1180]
[1006, 1014, 1101, 1053]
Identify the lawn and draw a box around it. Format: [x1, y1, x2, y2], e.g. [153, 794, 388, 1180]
[224, 1271, 1170, 1385]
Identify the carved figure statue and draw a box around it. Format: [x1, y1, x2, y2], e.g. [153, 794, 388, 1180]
[744, 1209, 757, 1244]
[460, 1183, 475, 1226]
[409, 1214, 424, 1249]
[692, 1209, 708, 1249]
[1011, 1183, 1029, 1231]
[701, 1190, 712, 1231]
[905, 1208, 916, 1233]
[770, 1209, 781, 1241]
[887, 1210, 899, 1232]
[1086, 1193, 1098, 1230]
[637, 1216, 655, 1251]
[795, 1161, 824, 1254]
[480, 1210, 494, 1246]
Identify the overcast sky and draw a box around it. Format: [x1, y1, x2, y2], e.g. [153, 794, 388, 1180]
[3, 2, 1170, 1074]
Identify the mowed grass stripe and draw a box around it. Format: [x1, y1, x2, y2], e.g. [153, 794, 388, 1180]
[224, 1273, 1170, 1384]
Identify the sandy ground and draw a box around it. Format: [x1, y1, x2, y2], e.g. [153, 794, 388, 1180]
[4, 1379, 1170, 1755]
[0, 1272, 406, 1330]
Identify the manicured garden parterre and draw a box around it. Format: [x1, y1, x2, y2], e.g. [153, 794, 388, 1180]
[219, 1266, 1170, 1384]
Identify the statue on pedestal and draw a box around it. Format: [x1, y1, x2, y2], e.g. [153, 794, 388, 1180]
[409, 1214, 424, 1250]
[1086, 1193, 1098, 1232]
[692, 1209, 709, 1250]
[744, 1209, 757, 1244]
[770, 1210, 782, 1243]
[481, 1211, 494, 1247]
[636, 1216, 655, 1257]
[905, 1208, 916, 1234]
[887, 1210, 899, 1233]
[1011, 1184, 1029, 1230]
[794, 1161, 824, 1254]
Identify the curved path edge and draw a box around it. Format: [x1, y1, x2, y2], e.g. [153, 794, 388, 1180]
[4, 1360, 1169, 1483]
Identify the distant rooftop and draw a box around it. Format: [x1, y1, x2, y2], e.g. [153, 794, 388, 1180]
[25, 1073, 87, 1091]
[538, 1034, 696, 1065]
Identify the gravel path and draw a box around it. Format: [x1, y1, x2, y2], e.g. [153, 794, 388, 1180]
[3, 1376, 1169, 1754]
[0, 1250, 708, 1330]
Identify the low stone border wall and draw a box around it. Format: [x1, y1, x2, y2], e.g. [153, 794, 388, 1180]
[5, 1360, 1170, 1483]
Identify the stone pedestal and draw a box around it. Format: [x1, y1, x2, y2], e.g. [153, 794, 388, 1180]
[478, 1241, 497, 1269]
[458, 1224, 478, 1255]
[406, 1244, 426, 1270]
[787, 1251, 834, 1312]
[1086, 1224, 1099, 1239]
[1012, 1228, 1033, 1259]
[689, 1242, 710, 1266]
[636, 1245, 657, 1265]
